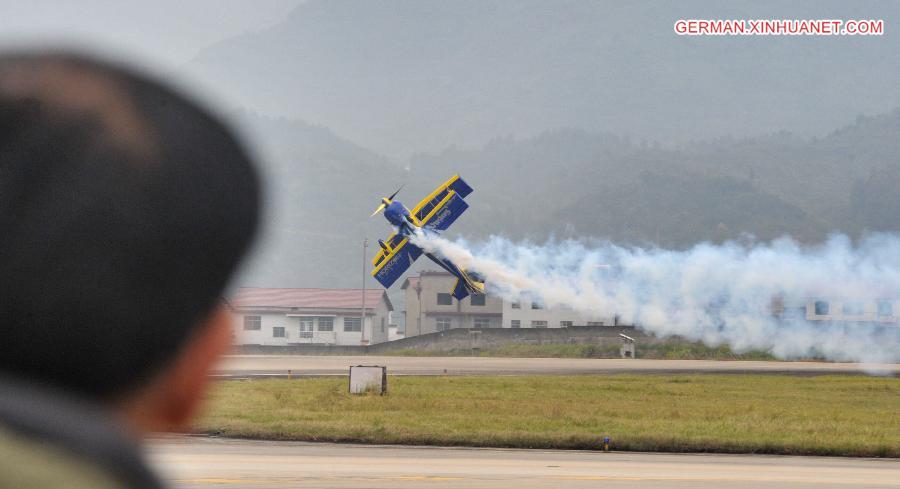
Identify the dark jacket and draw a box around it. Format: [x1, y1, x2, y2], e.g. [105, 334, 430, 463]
[0, 376, 163, 489]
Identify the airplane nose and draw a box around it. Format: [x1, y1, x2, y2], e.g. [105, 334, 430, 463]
[371, 202, 387, 217]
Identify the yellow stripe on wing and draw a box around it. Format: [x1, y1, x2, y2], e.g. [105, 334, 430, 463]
[419, 190, 456, 226]
[410, 174, 460, 220]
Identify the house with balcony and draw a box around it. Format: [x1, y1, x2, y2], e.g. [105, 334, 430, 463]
[231, 287, 393, 346]
[401, 271, 503, 336]
[401, 271, 617, 337]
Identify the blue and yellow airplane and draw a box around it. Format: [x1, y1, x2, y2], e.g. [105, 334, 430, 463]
[370, 175, 485, 300]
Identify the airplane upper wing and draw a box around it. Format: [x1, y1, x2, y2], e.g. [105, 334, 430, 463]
[410, 175, 474, 232]
[371, 237, 423, 289]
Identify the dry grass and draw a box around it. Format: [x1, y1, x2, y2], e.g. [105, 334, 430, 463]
[197, 374, 899, 457]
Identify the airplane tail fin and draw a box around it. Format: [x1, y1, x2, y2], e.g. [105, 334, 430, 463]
[452, 269, 485, 300]
[466, 272, 485, 295]
[467, 270, 485, 287]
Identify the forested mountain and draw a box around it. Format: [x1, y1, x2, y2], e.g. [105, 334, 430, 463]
[235, 110, 900, 288]
[230, 111, 404, 288]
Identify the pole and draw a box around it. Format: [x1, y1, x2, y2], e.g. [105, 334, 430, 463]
[361, 237, 368, 345]
[416, 281, 422, 336]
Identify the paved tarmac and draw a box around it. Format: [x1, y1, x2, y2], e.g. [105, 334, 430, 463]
[148, 436, 900, 489]
[214, 355, 899, 377]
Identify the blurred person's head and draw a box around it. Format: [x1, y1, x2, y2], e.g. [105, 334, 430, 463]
[0, 51, 260, 432]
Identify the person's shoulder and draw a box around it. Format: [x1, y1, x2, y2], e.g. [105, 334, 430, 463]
[0, 426, 130, 489]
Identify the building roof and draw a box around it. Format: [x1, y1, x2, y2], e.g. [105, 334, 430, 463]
[233, 287, 393, 311]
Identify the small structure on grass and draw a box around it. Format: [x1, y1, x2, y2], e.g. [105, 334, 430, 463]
[619, 333, 635, 358]
[349, 365, 387, 395]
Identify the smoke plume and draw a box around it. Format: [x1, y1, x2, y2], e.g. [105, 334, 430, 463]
[412, 231, 900, 365]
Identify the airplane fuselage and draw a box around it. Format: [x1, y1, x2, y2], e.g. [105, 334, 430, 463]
[383, 200, 411, 228]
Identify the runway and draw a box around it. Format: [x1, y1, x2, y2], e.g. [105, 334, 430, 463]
[214, 355, 899, 377]
[148, 436, 900, 489]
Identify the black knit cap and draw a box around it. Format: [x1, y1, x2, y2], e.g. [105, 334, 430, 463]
[0, 51, 260, 399]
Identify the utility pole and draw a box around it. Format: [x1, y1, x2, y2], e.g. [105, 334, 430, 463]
[361, 237, 368, 345]
[415, 281, 423, 336]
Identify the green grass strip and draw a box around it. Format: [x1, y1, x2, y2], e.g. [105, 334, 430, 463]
[198, 374, 899, 457]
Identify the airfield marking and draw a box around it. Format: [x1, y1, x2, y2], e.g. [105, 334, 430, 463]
[151, 436, 900, 489]
[214, 355, 900, 377]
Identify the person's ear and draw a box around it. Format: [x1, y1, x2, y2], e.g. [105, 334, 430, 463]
[119, 303, 233, 434]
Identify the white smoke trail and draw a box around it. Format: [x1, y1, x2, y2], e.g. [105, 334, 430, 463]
[411, 231, 900, 365]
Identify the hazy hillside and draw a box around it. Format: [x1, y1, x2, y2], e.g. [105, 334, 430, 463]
[406, 129, 832, 247]
[230, 111, 405, 288]
[191, 0, 900, 157]
[233, 109, 900, 290]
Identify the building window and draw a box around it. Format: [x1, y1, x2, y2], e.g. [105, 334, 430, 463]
[381, 318, 385, 333]
[878, 300, 893, 317]
[814, 300, 829, 316]
[437, 293, 452, 305]
[531, 302, 543, 310]
[317, 317, 334, 331]
[842, 302, 864, 316]
[343, 317, 362, 332]
[586, 321, 604, 326]
[470, 294, 486, 306]
[511, 301, 521, 309]
[243, 315, 261, 330]
[510, 320, 520, 328]
[436, 317, 452, 332]
[272, 326, 285, 338]
[531, 320, 548, 328]
[298, 317, 314, 338]
[560, 321, 573, 327]
[473, 317, 491, 328]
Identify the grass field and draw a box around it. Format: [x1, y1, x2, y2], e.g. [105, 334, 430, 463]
[381, 342, 779, 360]
[198, 374, 899, 457]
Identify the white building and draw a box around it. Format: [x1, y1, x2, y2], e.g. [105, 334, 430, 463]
[231, 287, 393, 346]
[773, 296, 899, 324]
[502, 299, 616, 329]
[388, 323, 405, 341]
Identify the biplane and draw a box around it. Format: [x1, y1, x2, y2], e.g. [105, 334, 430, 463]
[370, 175, 485, 300]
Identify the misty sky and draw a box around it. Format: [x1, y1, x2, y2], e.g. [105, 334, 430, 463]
[5, 1, 900, 295]
[3, 1, 899, 154]
[0, 1, 301, 68]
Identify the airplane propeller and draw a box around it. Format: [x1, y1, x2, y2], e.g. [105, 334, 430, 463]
[370, 184, 404, 217]
[388, 185, 404, 201]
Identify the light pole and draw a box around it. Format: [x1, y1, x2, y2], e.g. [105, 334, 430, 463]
[415, 281, 422, 336]
[361, 237, 368, 345]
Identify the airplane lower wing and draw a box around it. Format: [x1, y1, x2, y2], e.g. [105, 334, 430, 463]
[371, 238, 423, 289]
[371, 232, 405, 267]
